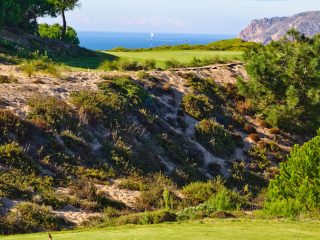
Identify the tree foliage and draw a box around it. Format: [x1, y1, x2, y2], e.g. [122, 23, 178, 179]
[48, 0, 80, 38]
[0, 0, 79, 41]
[0, 0, 53, 32]
[265, 132, 320, 216]
[238, 30, 320, 134]
[38, 23, 79, 44]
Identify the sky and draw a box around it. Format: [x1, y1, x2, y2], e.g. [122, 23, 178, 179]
[40, 0, 320, 34]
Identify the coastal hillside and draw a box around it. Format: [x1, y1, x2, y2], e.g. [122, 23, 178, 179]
[1, 24, 320, 238]
[0, 58, 297, 229]
[239, 11, 320, 44]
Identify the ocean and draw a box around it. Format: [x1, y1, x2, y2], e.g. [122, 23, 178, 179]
[77, 32, 235, 50]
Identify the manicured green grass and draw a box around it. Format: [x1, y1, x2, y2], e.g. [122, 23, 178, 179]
[1, 219, 320, 240]
[106, 50, 243, 68]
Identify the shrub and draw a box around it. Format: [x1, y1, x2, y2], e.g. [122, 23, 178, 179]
[20, 53, 60, 78]
[98, 77, 151, 107]
[264, 198, 305, 218]
[100, 59, 143, 71]
[27, 96, 76, 131]
[265, 133, 320, 217]
[195, 119, 236, 157]
[0, 142, 36, 173]
[182, 94, 214, 120]
[247, 146, 270, 172]
[111, 210, 176, 226]
[185, 74, 223, 102]
[119, 59, 142, 71]
[182, 178, 225, 205]
[206, 188, 246, 212]
[69, 181, 125, 211]
[0, 110, 29, 143]
[5, 203, 68, 233]
[142, 59, 156, 70]
[177, 188, 247, 221]
[60, 130, 91, 159]
[99, 60, 119, 71]
[70, 90, 124, 125]
[238, 30, 320, 133]
[118, 178, 147, 191]
[165, 59, 182, 69]
[136, 174, 177, 211]
[20, 60, 36, 77]
[38, 23, 80, 45]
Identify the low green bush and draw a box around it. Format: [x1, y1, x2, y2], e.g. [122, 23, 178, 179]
[98, 76, 151, 107]
[182, 178, 225, 206]
[264, 199, 305, 218]
[0, 110, 30, 143]
[38, 23, 80, 45]
[27, 96, 76, 131]
[118, 178, 147, 191]
[182, 94, 214, 120]
[185, 74, 224, 102]
[70, 90, 124, 125]
[195, 119, 236, 157]
[0, 171, 33, 199]
[20, 53, 60, 78]
[165, 59, 182, 69]
[100, 59, 148, 71]
[5, 203, 69, 234]
[265, 133, 320, 217]
[142, 59, 156, 70]
[110, 210, 176, 226]
[177, 188, 247, 221]
[136, 174, 178, 211]
[0, 142, 37, 173]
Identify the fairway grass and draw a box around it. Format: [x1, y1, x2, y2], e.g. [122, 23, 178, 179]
[106, 50, 243, 68]
[1, 219, 320, 240]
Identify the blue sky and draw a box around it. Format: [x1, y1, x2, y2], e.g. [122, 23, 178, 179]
[40, 0, 320, 34]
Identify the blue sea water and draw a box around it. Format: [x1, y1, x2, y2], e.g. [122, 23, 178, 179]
[77, 32, 235, 50]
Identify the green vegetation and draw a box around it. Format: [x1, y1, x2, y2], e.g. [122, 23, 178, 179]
[1, 220, 320, 240]
[1, 203, 68, 234]
[195, 119, 236, 157]
[106, 50, 242, 69]
[38, 23, 80, 45]
[27, 95, 76, 131]
[0, 0, 52, 32]
[238, 30, 320, 134]
[111, 38, 258, 52]
[2, 23, 320, 238]
[20, 53, 60, 77]
[265, 132, 320, 217]
[182, 94, 213, 120]
[0, 0, 79, 39]
[48, 0, 80, 40]
[100, 58, 157, 71]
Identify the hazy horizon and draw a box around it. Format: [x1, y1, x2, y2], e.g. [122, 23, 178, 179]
[39, 0, 320, 35]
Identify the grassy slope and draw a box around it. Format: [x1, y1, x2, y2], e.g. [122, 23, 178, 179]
[106, 50, 243, 68]
[1, 219, 320, 240]
[56, 52, 117, 69]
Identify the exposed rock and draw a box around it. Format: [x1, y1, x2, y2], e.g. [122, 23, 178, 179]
[239, 11, 320, 44]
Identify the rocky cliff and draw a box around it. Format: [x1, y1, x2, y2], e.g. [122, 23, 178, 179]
[239, 11, 320, 44]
